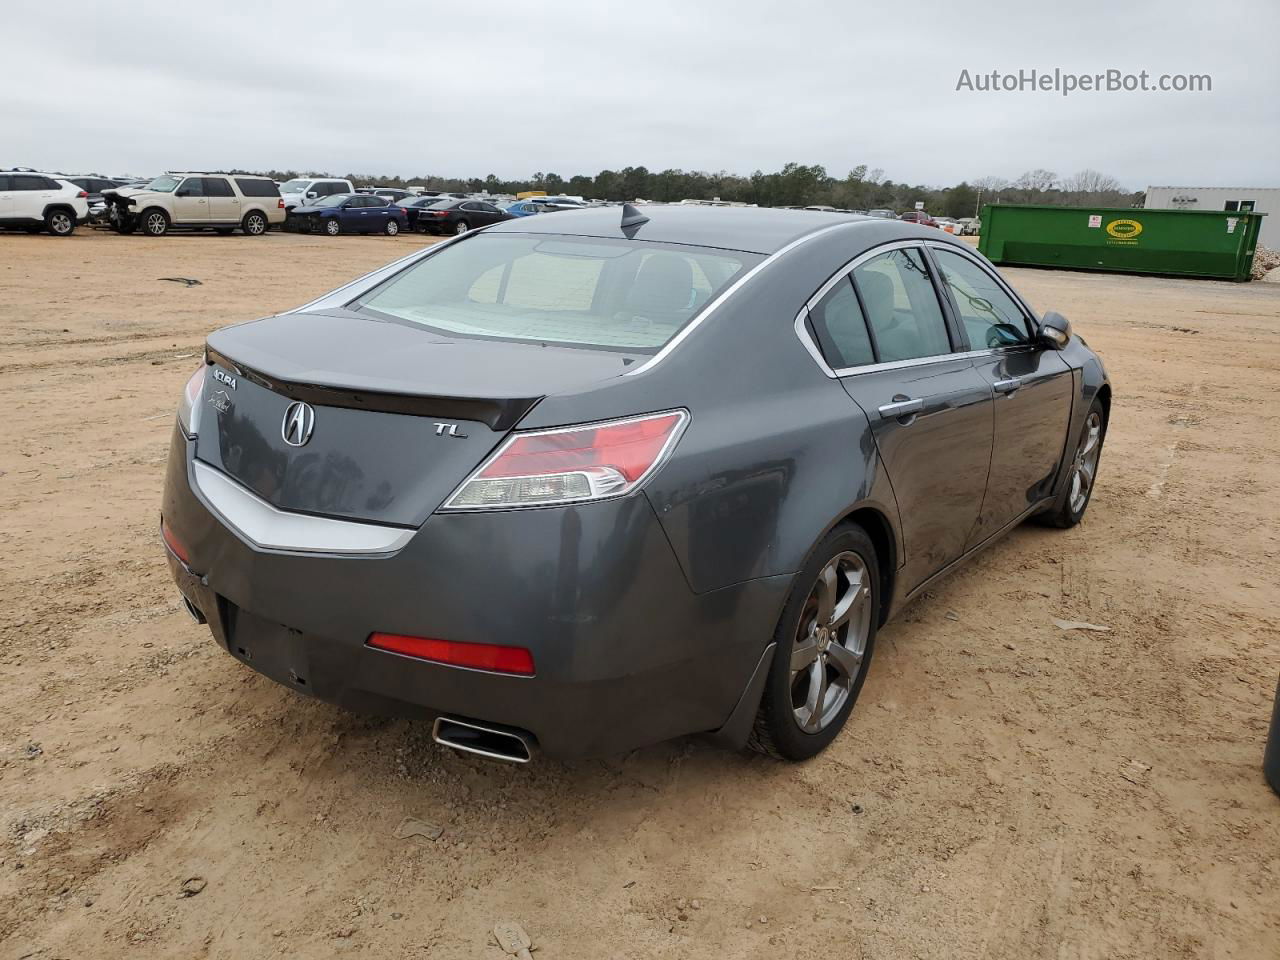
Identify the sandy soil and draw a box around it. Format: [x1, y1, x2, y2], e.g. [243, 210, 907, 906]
[1, 229, 1278, 960]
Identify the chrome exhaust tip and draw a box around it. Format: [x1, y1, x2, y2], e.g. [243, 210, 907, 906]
[431, 716, 533, 764]
[181, 594, 207, 624]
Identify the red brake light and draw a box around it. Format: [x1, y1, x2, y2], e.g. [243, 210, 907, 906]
[444, 410, 688, 510]
[161, 518, 190, 565]
[278, 198, 285, 208]
[367, 633, 534, 675]
[77, 190, 89, 198]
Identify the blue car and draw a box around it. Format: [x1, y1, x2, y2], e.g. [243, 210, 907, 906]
[504, 200, 546, 218]
[284, 193, 409, 236]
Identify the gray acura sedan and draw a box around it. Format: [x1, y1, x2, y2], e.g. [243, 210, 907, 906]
[161, 205, 1109, 763]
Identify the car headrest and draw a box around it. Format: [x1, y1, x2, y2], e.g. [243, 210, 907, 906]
[858, 270, 895, 327]
[626, 254, 694, 320]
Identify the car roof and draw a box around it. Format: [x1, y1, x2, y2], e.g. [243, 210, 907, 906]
[484, 204, 875, 254]
[161, 172, 273, 179]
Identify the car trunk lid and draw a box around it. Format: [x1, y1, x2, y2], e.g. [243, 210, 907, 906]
[194, 308, 638, 526]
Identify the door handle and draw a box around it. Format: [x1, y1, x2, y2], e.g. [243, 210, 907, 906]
[878, 397, 924, 420]
[993, 378, 1022, 395]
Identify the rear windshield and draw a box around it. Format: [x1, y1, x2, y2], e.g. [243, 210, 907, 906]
[354, 234, 761, 353]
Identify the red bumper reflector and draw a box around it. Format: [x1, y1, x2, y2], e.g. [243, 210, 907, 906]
[161, 518, 190, 565]
[367, 633, 535, 676]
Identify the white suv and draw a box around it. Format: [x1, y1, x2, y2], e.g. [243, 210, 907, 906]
[0, 171, 89, 236]
[279, 177, 355, 212]
[104, 173, 285, 237]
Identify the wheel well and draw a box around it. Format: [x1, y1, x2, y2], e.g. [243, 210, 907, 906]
[42, 203, 75, 217]
[1095, 383, 1111, 425]
[841, 507, 896, 625]
[141, 206, 169, 220]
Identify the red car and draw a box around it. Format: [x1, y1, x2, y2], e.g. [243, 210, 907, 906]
[899, 210, 938, 228]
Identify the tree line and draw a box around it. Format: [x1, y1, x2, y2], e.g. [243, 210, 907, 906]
[244, 163, 1141, 214]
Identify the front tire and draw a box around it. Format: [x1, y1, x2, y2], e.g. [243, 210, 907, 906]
[141, 208, 169, 237]
[241, 211, 268, 236]
[45, 209, 75, 236]
[749, 523, 879, 761]
[324, 217, 341, 236]
[1036, 398, 1106, 528]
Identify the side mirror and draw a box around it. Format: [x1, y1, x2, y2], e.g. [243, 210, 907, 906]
[1038, 311, 1072, 349]
[306, 191, 318, 199]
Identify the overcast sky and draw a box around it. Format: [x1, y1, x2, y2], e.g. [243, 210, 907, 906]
[6, 0, 1277, 189]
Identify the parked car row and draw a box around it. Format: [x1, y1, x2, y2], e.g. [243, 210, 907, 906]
[4, 166, 981, 242]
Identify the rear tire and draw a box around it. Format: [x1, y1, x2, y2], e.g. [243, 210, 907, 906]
[1035, 398, 1106, 528]
[45, 209, 75, 236]
[384, 218, 400, 235]
[453, 220, 469, 235]
[749, 523, 879, 761]
[141, 208, 169, 237]
[241, 211, 268, 236]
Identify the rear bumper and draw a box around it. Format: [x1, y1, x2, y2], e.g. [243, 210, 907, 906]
[161, 427, 788, 759]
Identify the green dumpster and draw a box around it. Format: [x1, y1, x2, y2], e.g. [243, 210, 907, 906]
[977, 204, 1265, 281]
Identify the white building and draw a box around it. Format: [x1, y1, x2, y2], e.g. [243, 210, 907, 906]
[1145, 186, 1279, 247]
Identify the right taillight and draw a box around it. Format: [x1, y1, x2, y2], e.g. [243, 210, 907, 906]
[441, 410, 688, 511]
[177, 365, 204, 437]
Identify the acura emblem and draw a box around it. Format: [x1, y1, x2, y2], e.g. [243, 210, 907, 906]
[282, 401, 315, 447]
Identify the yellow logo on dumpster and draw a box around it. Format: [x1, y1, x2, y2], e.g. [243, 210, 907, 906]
[1106, 218, 1143, 240]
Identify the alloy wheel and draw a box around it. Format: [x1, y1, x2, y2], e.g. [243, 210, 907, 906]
[50, 212, 72, 235]
[1068, 411, 1103, 513]
[790, 551, 873, 733]
[145, 213, 167, 235]
[386, 219, 399, 235]
[454, 221, 469, 235]
[246, 214, 266, 235]
[325, 219, 340, 236]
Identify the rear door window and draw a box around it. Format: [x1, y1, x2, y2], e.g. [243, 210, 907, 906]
[12, 175, 46, 191]
[851, 247, 952, 362]
[203, 177, 235, 197]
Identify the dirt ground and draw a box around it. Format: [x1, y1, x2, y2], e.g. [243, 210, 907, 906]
[2, 228, 1277, 960]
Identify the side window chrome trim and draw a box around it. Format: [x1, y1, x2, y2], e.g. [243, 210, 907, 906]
[794, 239, 1040, 378]
[832, 348, 998, 378]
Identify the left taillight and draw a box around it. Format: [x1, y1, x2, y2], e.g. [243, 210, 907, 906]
[177, 365, 204, 437]
[441, 410, 688, 511]
[76, 190, 89, 198]
[161, 518, 190, 565]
